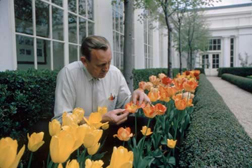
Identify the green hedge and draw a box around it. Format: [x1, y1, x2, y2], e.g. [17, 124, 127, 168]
[133, 68, 187, 89]
[218, 67, 252, 77]
[178, 74, 252, 167]
[0, 69, 57, 140]
[221, 73, 252, 93]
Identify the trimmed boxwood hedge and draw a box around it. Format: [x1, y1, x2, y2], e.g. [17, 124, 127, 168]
[178, 74, 252, 167]
[0, 69, 57, 140]
[221, 73, 252, 93]
[218, 67, 252, 77]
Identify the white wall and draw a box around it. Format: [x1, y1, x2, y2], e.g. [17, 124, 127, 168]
[0, 0, 16, 71]
[134, 9, 145, 69]
[152, 21, 160, 68]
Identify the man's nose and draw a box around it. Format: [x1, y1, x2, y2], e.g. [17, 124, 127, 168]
[102, 64, 109, 72]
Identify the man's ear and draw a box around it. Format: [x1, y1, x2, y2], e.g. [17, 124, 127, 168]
[80, 56, 87, 66]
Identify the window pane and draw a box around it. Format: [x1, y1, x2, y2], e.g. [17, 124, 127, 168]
[16, 35, 34, 69]
[79, 18, 86, 44]
[217, 45, 221, 50]
[37, 39, 51, 69]
[52, 0, 62, 7]
[53, 42, 64, 70]
[68, 0, 76, 13]
[36, 1, 49, 38]
[79, 0, 86, 17]
[69, 45, 78, 63]
[120, 14, 123, 33]
[52, 7, 64, 40]
[87, 0, 93, 20]
[15, 0, 33, 35]
[88, 22, 94, 36]
[69, 14, 77, 43]
[213, 45, 216, 50]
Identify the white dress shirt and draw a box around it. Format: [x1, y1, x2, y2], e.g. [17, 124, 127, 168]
[53, 61, 131, 120]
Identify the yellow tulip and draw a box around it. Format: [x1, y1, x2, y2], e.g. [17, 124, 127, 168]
[87, 143, 100, 155]
[0, 137, 25, 168]
[27, 132, 45, 152]
[85, 159, 104, 168]
[72, 107, 85, 123]
[62, 112, 78, 127]
[84, 112, 108, 129]
[49, 119, 61, 136]
[58, 163, 63, 168]
[98, 106, 107, 115]
[101, 122, 109, 130]
[50, 130, 75, 163]
[83, 128, 103, 148]
[66, 159, 79, 168]
[62, 125, 88, 151]
[167, 139, 177, 149]
[140, 126, 152, 136]
[107, 146, 133, 168]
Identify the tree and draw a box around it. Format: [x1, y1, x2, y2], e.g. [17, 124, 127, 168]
[177, 11, 210, 70]
[135, 0, 220, 76]
[123, 0, 134, 92]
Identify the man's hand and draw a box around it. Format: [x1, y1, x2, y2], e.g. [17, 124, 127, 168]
[132, 89, 150, 105]
[102, 109, 129, 125]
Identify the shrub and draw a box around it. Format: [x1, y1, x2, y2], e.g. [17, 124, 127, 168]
[179, 74, 252, 167]
[218, 67, 252, 77]
[0, 69, 58, 140]
[221, 73, 252, 93]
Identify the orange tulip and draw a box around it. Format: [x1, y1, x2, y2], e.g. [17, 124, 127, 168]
[149, 75, 157, 83]
[175, 98, 187, 110]
[167, 86, 178, 97]
[143, 104, 156, 118]
[138, 81, 146, 90]
[158, 73, 167, 79]
[125, 101, 145, 113]
[145, 82, 153, 91]
[183, 80, 198, 93]
[113, 127, 133, 141]
[148, 88, 160, 102]
[158, 86, 170, 102]
[173, 78, 185, 91]
[154, 103, 167, 115]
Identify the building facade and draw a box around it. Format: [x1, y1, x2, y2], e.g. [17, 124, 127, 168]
[195, 3, 252, 76]
[0, 0, 251, 76]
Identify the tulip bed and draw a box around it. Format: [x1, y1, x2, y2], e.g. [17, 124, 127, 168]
[0, 69, 201, 168]
[178, 74, 252, 167]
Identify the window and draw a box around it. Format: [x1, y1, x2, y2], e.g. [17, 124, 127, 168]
[230, 38, 234, 67]
[112, 0, 124, 70]
[208, 39, 221, 51]
[144, 16, 153, 68]
[212, 54, 219, 68]
[14, 0, 94, 70]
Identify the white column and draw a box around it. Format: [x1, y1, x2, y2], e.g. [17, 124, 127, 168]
[63, 0, 69, 65]
[235, 36, 240, 67]
[152, 21, 160, 68]
[0, 0, 16, 71]
[223, 36, 230, 67]
[134, 9, 145, 69]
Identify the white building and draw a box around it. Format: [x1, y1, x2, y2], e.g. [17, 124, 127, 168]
[0, 0, 252, 76]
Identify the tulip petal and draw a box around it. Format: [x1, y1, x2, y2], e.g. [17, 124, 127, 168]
[10, 145, 25, 168]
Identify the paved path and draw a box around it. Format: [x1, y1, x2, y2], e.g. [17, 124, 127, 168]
[207, 76, 252, 139]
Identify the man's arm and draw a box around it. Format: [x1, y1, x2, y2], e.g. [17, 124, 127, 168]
[53, 67, 76, 121]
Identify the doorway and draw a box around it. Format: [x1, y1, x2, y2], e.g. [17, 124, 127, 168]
[201, 53, 220, 76]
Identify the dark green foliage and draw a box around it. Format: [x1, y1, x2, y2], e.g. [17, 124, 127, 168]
[194, 68, 205, 74]
[218, 67, 252, 77]
[222, 73, 252, 93]
[133, 68, 187, 89]
[178, 74, 252, 167]
[0, 69, 58, 140]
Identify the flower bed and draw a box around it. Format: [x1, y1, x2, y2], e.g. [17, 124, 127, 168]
[0, 70, 200, 168]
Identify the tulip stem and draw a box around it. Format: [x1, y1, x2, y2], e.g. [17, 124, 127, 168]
[134, 112, 138, 140]
[28, 152, 33, 168]
[123, 141, 125, 147]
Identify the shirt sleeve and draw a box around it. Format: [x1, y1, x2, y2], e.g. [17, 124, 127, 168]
[115, 72, 132, 109]
[53, 67, 76, 120]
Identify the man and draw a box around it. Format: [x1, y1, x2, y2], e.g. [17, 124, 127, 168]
[54, 35, 150, 125]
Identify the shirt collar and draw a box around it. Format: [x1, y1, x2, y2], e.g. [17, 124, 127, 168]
[82, 64, 101, 82]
